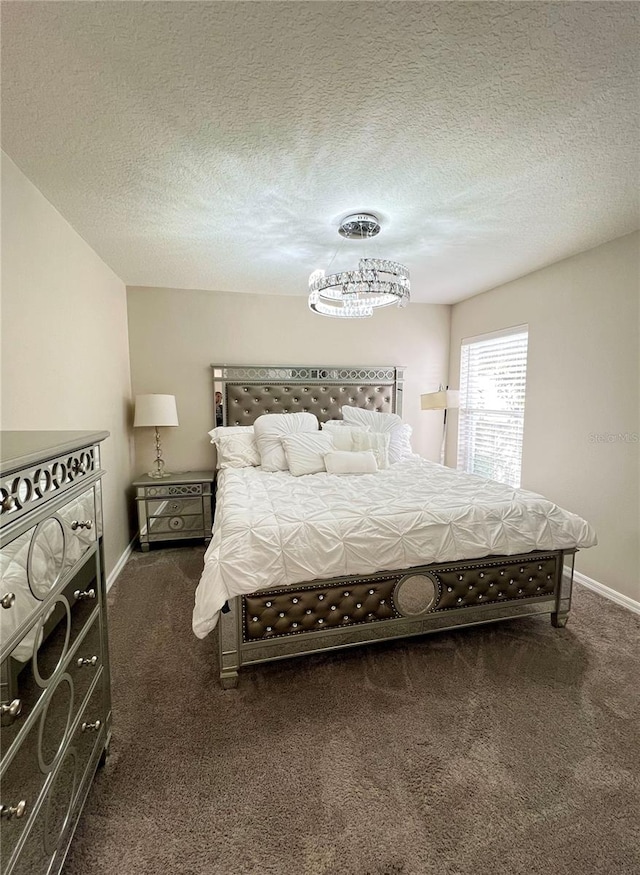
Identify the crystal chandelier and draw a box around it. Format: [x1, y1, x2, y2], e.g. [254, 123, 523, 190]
[308, 213, 410, 318]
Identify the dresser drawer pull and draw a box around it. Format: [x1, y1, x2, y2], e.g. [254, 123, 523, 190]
[1, 495, 16, 512]
[1, 593, 16, 609]
[0, 800, 27, 820]
[74, 588, 96, 601]
[71, 520, 92, 531]
[0, 699, 22, 721]
[81, 719, 102, 733]
[77, 656, 98, 667]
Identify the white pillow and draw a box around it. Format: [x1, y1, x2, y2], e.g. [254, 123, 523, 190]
[216, 432, 261, 469]
[208, 425, 254, 444]
[254, 412, 319, 472]
[320, 423, 365, 452]
[321, 419, 371, 429]
[351, 431, 390, 469]
[280, 432, 334, 476]
[324, 451, 378, 476]
[341, 406, 413, 463]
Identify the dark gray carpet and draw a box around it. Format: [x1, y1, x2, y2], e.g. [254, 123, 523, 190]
[64, 547, 640, 875]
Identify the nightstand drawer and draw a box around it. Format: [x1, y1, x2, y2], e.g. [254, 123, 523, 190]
[147, 514, 204, 537]
[146, 496, 202, 517]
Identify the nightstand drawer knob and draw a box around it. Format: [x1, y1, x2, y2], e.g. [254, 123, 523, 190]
[0, 800, 27, 820]
[170, 502, 181, 511]
[1, 699, 22, 721]
[1, 593, 16, 609]
[77, 655, 98, 667]
[74, 588, 96, 601]
[81, 719, 101, 733]
[1, 495, 16, 512]
[71, 520, 92, 531]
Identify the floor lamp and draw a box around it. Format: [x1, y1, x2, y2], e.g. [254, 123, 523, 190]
[420, 386, 460, 465]
[133, 394, 179, 478]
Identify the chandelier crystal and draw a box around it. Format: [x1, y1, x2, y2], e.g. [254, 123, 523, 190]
[308, 214, 410, 318]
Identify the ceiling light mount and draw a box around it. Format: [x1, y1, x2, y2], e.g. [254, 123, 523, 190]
[308, 213, 410, 319]
[338, 213, 381, 240]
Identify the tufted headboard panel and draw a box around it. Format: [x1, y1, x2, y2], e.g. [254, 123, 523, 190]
[211, 365, 405, 426]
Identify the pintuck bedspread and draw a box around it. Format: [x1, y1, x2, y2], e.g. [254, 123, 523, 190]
[192, 459, 597, 639]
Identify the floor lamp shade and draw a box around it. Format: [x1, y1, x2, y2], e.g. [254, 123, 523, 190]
[133, 395, 179, 428]
[420, 389, 460, 411]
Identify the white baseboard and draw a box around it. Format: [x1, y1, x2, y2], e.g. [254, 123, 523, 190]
[565, 566, 640, 615]
[106, 539, 136, 592]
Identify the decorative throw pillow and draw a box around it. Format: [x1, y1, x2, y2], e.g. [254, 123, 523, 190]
[351, 431, 390, 469]
[320, 422, 370, 452]
[216, 432, 261, 469]
[324, 450, 378, 476]
[280, 432, 335, 476]
[254, 412, 319, 472]
[341, 406, 413, 463]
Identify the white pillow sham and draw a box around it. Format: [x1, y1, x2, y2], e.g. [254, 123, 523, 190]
[351, 430, 390, 469]
[280, 432, 334, 476]
[254, 412, 319, 472]
[341, 406, 413, 463]
[216, 432, 261, 469]
[208, 425, 254, 444]
[324, 450, 378, 476]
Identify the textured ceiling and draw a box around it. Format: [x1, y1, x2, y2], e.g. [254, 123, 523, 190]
[2, 2, 638, 304]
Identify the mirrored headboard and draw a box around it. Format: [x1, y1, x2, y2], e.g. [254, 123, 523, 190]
[211, 364, 405, 427]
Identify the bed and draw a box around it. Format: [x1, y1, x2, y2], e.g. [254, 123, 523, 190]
[194, 364, 597, 688]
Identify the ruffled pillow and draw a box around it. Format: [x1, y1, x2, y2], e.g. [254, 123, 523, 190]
[341, 407, 413, 463]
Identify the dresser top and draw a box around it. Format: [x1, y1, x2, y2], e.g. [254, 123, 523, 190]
[0, 430, 110, 474]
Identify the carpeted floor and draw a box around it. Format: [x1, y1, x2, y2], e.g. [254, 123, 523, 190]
[64, 547, 640, 875]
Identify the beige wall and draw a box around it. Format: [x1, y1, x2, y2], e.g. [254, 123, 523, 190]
[126, 286, 450, 474]
[1, 153, 134, 577]
[448, 232, 640, 600]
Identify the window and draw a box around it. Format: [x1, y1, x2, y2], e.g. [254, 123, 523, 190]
[457, 326, 529, 487]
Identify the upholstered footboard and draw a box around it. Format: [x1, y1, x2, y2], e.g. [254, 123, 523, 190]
[218, 549, 576, 688]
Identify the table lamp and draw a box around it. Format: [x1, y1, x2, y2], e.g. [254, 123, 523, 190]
[133, 394, 179, 478]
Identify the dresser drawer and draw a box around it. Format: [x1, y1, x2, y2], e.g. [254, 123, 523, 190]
[1, 670, 106, 875]
[1, 486, 97, 654]
[2, 599, 102, 763]
[2, 552, 101, 750]
[146, 496, 202, 517]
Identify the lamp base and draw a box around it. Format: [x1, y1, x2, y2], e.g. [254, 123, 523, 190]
[147, 469, 172, 479]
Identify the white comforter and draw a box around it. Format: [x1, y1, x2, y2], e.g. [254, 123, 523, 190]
[192, 459, 597, 638]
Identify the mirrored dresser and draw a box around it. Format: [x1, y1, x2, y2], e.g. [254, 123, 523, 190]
[0, 431, 111, 875]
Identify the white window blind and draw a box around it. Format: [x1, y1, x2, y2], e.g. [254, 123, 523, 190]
[457, 327, 528, 487]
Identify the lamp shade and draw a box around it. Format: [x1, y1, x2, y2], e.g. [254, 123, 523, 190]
[420, 389, 460, 411]
[133, 394, 179, 427]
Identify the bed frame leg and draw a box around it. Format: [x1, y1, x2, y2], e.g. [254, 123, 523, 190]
[218, 596, 241, 689]
[551, 551, 575, 629]
[220, 671, 239, 689]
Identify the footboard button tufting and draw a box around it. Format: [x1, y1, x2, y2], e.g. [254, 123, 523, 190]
[318, 594, 324, 600]
[292, 622, 298, 628]
[447, 587, 453, 592]
[292, 598, 299, 604]
[306, 609, 312, 614]
[457, 597, 463, 603]
[265, 601, 272, 607]
[252, 617, 258, 622]
[279, 612, 285, 617]
[343, 615, 349, 621]
[344, 591, 350, 597]
[266, 626, 272, 632]
[318, 619, 324, 624]
[331, 605, 337, 611]
[369, 589, 374, 595]
[356, 603, 362, 608]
